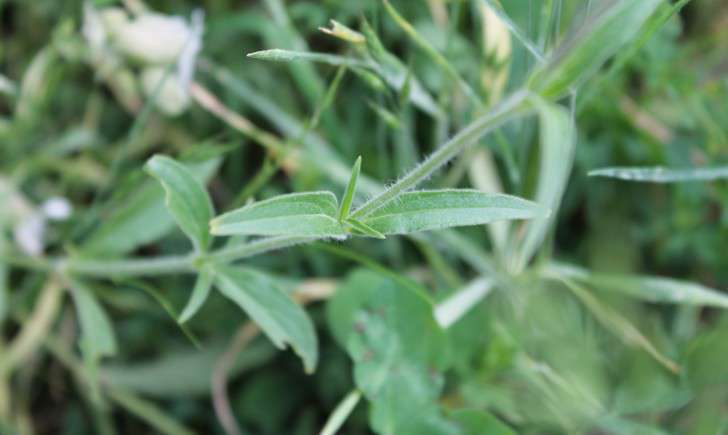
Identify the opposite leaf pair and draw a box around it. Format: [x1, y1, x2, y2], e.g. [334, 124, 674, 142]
[143, 153, 546, 372]
[211, 156, 548, 240]
[146, 153, 548, 245]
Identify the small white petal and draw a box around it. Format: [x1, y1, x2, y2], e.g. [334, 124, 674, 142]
[14, 215, 46, 256]
[42, 197, 73, 220]
[176, 9, 204, 92]
[82, 2, 107, 49]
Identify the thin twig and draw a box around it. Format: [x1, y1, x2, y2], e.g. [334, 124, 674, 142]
[211, 323, 259, 435]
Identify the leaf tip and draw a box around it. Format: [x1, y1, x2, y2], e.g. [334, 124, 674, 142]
[246, 50, 265, 59]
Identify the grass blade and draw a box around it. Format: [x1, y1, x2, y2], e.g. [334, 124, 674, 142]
[588, 166, 728, 183]
[247, 49, 368, 68]
[513, 97, 575, 271]
[319, 390, 362, 435]
[556, 277, 680, 374]
[548, 263, 728, 309]
[529, 0, 662, 98]
[434, 278, 494, 328]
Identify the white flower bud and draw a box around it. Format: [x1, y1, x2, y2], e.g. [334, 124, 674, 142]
[141, 67, 190, 116]
[113, 13, 193, 65]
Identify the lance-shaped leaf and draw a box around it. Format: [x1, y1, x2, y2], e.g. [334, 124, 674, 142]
[247, 49, 369, 68]
[84, 156, 221, 256]
[178, 267, 214, 324]
[548, 263, 728, 309]
[338, 156, 362, 220]
[528, 0, 662, 98]
[145, 155, 215, 252]
[513, 98, 575, 271]
[210, 191, 346, 238]
[359, 190, 545, 236]
[589, 166, 728, 183]
[558, 277, 680, 373]
[69, 279, 117, 361]
[213, 266, 318, 373]
[590, 274, 728, 310]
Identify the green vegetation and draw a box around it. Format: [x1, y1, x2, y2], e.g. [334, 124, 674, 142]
[1, 0, 727, 433]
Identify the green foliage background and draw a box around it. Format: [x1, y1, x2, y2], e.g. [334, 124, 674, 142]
[0, 0, 727, 434]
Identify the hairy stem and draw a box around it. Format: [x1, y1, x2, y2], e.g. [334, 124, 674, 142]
[350, 90, 530, 218]
[59, 255, 195, 277]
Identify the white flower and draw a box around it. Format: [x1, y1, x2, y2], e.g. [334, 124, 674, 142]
[81, 5, 204, 116]
[141, 67, 191, 116]
[82, 2, 107, 50]
[113, 12, 194, 65]
[14, 214, 45, 256]
[41, 197, 73, 221]
[1, 178, 73, 257]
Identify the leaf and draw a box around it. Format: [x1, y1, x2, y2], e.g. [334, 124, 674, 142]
[210, 191, 346, 238]
[548, 263, 728, 309]
[558, 277, 680, 373]
[590, 274, 728, 309]
[144, 155, 215, 252]
[360, 190, 544, 236]
[247, 48, 369, 68]
[83, 158, 220, 255]
[319, 19, 366, 44]
[327, 270, 453, 434]
[528, 0, 662, 98]
[69, 279, 117, 361]
[213, 266, 318, 373]
[588, 166, 728, 183]
[339, 156, 362, 220]
[178, 267, 214, 324]
[513, 98, 575, 271]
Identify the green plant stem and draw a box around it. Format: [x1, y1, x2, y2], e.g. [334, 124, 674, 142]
[0, 278, 63, 376]
[3, 235, 316, 278]
[350, 89, 530, 218]
[59, 255, 195, 277]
